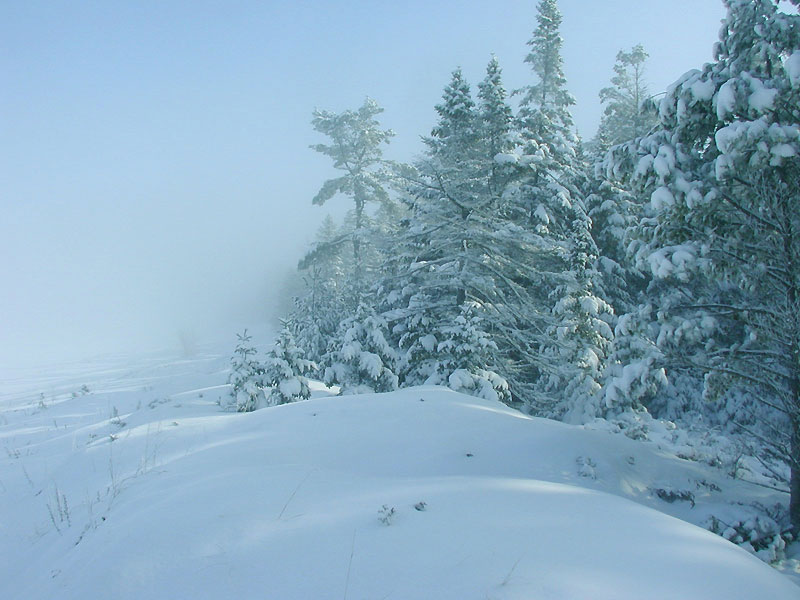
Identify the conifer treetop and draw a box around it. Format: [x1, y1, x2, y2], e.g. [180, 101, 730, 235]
[310, 97, 394, 208]
[518, 0, 575, 136]
[429, 68, 477, 157]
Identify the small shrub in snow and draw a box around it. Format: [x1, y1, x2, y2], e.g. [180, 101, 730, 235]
[71, 384, 91, 399]
[421, 303, 510, 404]
[576, 456, 597, 480]
[324, 304, 399, 395]
[226, 330, 267, 412]
[378, 504, 396, 525]
[593, 408, 651, 441]
[705, 504, 793, 564]
[262, 324, 317, 405]
[46, 487, 71, 534]
[651, 485, 695, 508]
[587, 408, 790, 494]
[695, 479, 721, 493]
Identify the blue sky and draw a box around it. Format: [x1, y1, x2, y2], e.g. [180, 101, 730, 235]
[0, 0, 728, 366]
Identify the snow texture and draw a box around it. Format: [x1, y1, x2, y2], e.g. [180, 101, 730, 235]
[787, 51, 800, 88]
[0, 352, 797, 599]
[716, 79, 738, 120]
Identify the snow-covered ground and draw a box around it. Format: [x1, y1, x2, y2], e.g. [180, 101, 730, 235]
[1, 349, 798, 599]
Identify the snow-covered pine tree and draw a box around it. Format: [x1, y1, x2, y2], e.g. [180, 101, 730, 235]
[262, 323, 317, 405]
[323, 303, 399, 395]
[589, 45, 670, 416]
[583, 177, 641, 316]
[478, 55, 514, 195]
[388, 65, 541, 403]
[292, 215, 349, 366]
[510, 0, 579, 236]
[389, 68, 486, 387]
[499, 0, 616, 415]
[227, 330, 267, 412]
[537, 204, 614, 422]
[429, 302, 510, 403]
[310, 98, 394, 308]
[606, 0, 800, 532]
[586, 45, 657, 315]
[517, 0, 575, 158]
[592, 45, 658, 157]
[601, 303, 667, 414]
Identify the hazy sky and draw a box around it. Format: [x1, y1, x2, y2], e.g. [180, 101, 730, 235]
[1, 0, 727, 367]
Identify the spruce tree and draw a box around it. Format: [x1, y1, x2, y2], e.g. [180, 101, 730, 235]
[501, 0, 616, 415]
[430, 302, 510, 403]
[323, 303, 399, 395]
[478, 55, 514, 191]
[607, 0, 800, 531]
[227, 330, 267, 412]
[585, 45, 657, 318]
[389, 66, 540, 403]
[510, 0, 580, 241]
[538, 205, 614, 422]
[262, 324, 317, 405]
[518, 0, 575, 152]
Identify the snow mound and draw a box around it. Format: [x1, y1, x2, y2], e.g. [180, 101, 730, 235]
[0, 358, 797, 599]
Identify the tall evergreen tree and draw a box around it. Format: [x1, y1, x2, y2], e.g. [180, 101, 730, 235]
[607, 0, 800, 531]
[310, 98, 394, 307]
[509, 0, 580, 239]
[478, 56, 513, 147]
[538, 205, 614, 422]
[291, 216, 349, 365]
[586, 45, 657, 316]
[593, 45, 657, 156]
[518, 0, 575, 152]
[499, 0, 616, 415]
[387, 67, 530, 402]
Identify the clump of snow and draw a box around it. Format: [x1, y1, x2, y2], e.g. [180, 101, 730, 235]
[534, 203, 550, 224]
[650, 186, 675, 212]
[716, 80, 738, 120]
[715, 122, 744, 154]
[784, 50, 800, 88]
[420, 333, 437, 353]
[359, 350, 384, 379]
[653, 145, 675, 179]
[278, 377, 302, 398]
[747, 78, 778, 114]
[579, 296, 600, 315]
[770, 144, 796, 159]
[690, 77, 717, 102]
[635, 154, 654, 178]
[494, 151, 518, 164]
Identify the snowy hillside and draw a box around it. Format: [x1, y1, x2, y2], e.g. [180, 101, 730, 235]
[0, 351, 798, 599]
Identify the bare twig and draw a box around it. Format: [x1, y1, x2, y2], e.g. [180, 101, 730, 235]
[501, 555, 524, 587]
[278, 470, 314, 521]
[343, 529, 357, 600]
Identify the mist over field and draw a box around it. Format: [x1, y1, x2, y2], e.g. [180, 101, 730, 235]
[1, 0, 724, 366]
[3, 2, 800, 596]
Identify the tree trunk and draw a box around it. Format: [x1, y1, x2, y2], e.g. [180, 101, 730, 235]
[778, 176, 800, 534]
[352, 195, 365, 308]
[791, 419, 800, 535]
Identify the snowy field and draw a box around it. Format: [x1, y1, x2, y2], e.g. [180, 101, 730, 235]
[1, 349, 798, 599]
